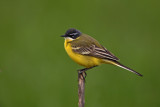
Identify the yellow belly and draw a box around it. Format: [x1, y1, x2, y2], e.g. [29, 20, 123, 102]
[64, 40, 102, 68]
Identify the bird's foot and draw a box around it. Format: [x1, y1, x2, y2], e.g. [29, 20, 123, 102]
[77, 66, 97, 81]
[78, 68, 87, 81]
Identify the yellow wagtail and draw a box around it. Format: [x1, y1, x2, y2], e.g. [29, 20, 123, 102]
[61, 28, 142, 77]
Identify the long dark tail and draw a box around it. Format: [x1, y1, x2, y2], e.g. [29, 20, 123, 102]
[113, 61, 143, 77]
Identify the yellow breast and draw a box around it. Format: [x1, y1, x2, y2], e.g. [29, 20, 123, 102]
[64, 39, 102, 68]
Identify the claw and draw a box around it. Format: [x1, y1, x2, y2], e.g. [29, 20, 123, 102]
[78, 70, 87, 81]
[77, 66, 97, 81]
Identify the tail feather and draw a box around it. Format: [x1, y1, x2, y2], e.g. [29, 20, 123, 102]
[114, 61, 143, 77]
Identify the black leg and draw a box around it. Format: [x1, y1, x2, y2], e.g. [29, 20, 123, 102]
[77, 66, 97, 80]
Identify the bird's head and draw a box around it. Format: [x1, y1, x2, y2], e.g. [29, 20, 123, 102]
[61, 28, 82, 40]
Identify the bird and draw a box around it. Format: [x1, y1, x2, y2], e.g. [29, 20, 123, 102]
[61, 28, 142, 77]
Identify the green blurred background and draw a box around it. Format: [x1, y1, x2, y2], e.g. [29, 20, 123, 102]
[0, 0, 160, 107]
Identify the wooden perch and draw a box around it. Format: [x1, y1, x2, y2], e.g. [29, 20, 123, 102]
[78, 71, 85, 107]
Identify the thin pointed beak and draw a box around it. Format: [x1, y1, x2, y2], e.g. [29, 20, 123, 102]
[61, 35, 66, 37]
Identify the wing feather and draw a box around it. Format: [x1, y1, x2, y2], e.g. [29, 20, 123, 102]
[72, 44, 119, 61]
[70, 34, 119, 61]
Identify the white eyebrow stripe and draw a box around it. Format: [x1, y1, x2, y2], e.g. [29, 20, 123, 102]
[69, 33, 78, 35]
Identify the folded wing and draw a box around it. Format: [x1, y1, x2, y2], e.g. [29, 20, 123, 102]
[72, 44, 119, 61]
